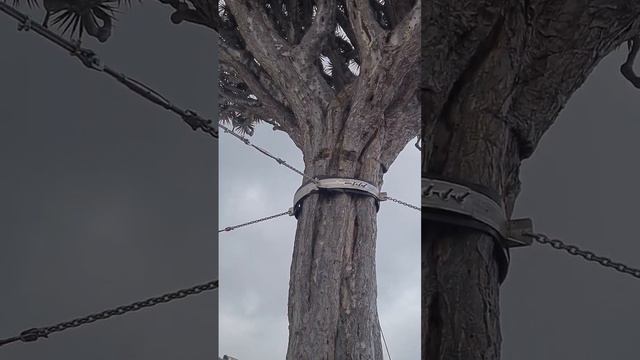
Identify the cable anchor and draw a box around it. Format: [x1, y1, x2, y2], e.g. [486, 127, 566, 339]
[19, 328, 46, 342]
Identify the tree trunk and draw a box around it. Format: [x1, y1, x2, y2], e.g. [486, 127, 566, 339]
[422, 114, 522, 360]
[422, 1, 640, 359]
[422, 3, 525, 356]
[286, 120, 387, 360]
[208, 1, 420, 358]
[422, 224, 502, 359]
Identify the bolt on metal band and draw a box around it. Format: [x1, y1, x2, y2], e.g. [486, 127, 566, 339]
[292, 177, 386, 218]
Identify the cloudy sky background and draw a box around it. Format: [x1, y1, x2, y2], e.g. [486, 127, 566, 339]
[1, 3, 217, 359]
[219, 130, 421, 359]
[501, 48, 640, 359]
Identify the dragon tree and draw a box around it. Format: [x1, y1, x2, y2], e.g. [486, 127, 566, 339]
[166, 1, 419, 358]
[423, 1, 640, 359]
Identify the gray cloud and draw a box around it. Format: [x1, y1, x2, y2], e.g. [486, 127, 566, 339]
[219, 129, 421, 359]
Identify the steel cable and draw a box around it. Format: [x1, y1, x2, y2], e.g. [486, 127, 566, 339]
[0, 2, 218, 139]
[218, 209, 293, 233]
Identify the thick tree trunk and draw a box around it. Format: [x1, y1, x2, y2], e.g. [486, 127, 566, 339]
[286, 123, 386, 360]
[422, 118, 522, 360]
[422, 3, 525, 357]
[422, 1, 640, 359]
[422, 224, 502, 359]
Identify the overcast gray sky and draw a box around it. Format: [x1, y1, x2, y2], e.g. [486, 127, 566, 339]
[219, 131, 421, 359]
[1, 3, 217, 359]
[502, 48, 640, 359]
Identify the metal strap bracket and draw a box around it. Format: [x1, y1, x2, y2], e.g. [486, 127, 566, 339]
[292, 177, 386, 218]
[422, 178, 534, 248]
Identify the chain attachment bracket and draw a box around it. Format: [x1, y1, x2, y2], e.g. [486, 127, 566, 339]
[422, 177, 534, 283]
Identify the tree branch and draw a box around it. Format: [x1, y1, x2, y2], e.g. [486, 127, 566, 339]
[223, 1, 336, 142]
[507, 0, 640, 159]
[344, 0, 384, 67]
[386, 0, 419, 50]
[421, 0, 505, 125]
[224, 1, 292, 68]
[297, 0, 337, 61]
[384, 0, 415, 28]
[380, 93, 420, 170]
[354, 0, 419, 113]
[621, 36, 640, 88]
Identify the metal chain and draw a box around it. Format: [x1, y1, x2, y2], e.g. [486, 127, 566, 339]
[0, 2, 218, 139]
[385, 195, 420, 211]
[219, 209, 293, 233]
[525, 232, 640, 279]
[0, 280, 218, 347]
[218, 123, 318, 184]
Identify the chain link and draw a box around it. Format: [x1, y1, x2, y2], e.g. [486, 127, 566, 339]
[0, 280, 218, 347]
[525, 232, 640, 279]
[219, 209, 293, 233]
[385, 195, 420, 211]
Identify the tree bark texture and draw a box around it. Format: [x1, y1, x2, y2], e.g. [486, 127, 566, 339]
[194, 1, 421, 359]
[286, 139, 385, 359]
[422, 1, 640, 359]
[286, 76, 419, 359]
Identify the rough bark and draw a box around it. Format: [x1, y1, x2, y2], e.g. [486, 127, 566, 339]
[281, 3, 420, 357]
[422, 1, 640, 359]
[286, 130, 385, 360]
[165, 1, 420, 359]
[286, 62, 420, 359]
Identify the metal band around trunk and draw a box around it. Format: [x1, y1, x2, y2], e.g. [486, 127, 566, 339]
[422, 177, 534, 283]
[292, 177, 386, 218]
[422, 178, 533, 248]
